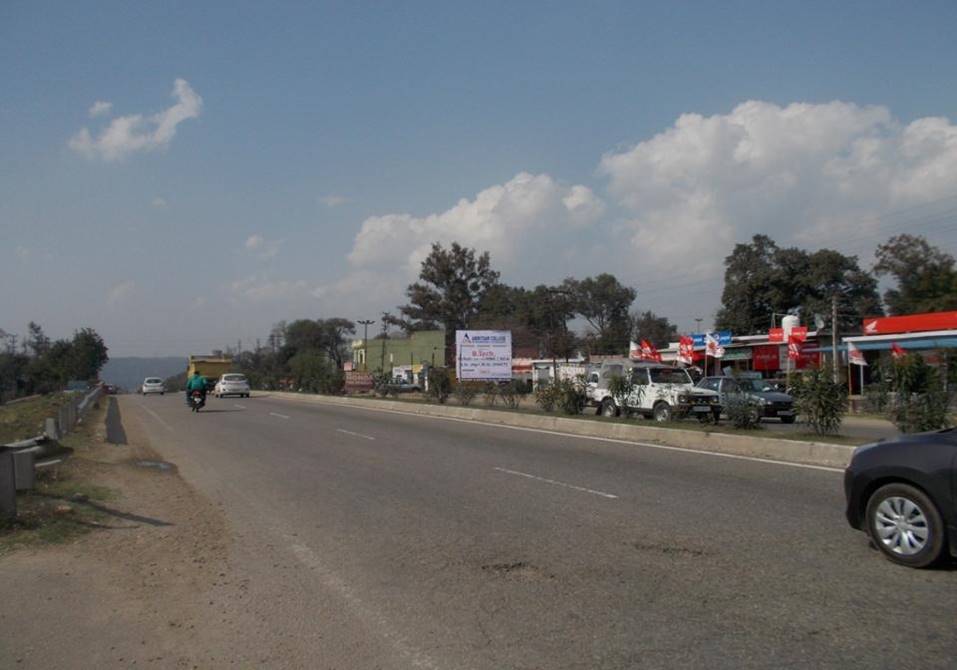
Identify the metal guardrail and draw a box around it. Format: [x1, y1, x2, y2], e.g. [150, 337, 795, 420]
[1, 386, 103, 520]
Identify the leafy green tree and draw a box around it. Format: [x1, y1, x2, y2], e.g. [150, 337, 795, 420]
[886, 354, 952, 433]
[629, 311, 678, 348]
[874, 234, 957, 314]
[288, 352, 343, 394]
[67, 328, 109, 381]
[790, 366, 847, 435]
[526, 284, 578, 360]
[564, 274, 636, 354]
[393, 242, 500, 364]
[716, 235, 780, 333]
[26, 322, 50, 357]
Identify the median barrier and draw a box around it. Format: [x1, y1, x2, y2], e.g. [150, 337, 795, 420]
[270, 392, 857, 469]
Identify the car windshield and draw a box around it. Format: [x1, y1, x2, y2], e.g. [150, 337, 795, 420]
[145, 378, 162, 384]
[739, 379, 773, 393]
[648, 368, 692, 384]
[223, 374, 246, 382]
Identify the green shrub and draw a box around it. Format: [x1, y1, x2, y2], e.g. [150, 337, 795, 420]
[482, 381, 499, 406]
[555, 378, 586, 415]
[790, 365, 847, 435]
[498, 379, 528, 409]
[887, 354, 952, 433]
[453, 382, 480, 406]
[535, 381, 558, 412]
[723, 392, 762, 429]
[426, 368, 452, 404]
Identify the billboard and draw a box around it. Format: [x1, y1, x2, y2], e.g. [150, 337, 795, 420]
[455, 330, 512, 381]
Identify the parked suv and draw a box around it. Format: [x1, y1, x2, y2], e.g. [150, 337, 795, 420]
[696, 376, 796, 423]
[587, 361, 721, 422]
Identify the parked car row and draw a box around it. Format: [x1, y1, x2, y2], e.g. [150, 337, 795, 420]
[584, 361, 796, 424]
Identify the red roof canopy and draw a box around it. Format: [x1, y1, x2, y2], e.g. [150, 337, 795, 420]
[862, 311, 957, 336]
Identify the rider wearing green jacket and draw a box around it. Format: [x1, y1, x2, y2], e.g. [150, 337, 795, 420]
[186, 372, 207, 404]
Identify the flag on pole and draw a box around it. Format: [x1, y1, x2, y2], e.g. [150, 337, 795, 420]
[677, 335, 694, 365]
[629, 340, 641, 360]
[787, 334, 802, 361]
[848, 341, 867, 366]
[705, 332, 725, 359]
[640, 339, 662, 362]
[891, 342, 905, 360]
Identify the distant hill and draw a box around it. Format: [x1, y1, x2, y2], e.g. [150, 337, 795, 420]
[101, 357, 187, 391]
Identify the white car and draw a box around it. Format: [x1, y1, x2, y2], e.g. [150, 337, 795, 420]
[141, 377, 166, 395]
[586, 361, 721, 422]
[214, 373, 251, 398]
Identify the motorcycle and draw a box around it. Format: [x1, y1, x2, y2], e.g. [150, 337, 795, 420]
[189, 390, 205, 412]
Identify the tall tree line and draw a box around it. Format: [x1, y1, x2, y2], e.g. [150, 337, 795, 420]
[0, 323, 108, 401]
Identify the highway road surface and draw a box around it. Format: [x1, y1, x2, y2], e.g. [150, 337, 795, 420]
[122, 393, 956, 669]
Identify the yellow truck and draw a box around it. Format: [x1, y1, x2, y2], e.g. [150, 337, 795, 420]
[187, 356, 234, 390]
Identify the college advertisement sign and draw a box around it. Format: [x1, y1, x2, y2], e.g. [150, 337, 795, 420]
[455, 330, 513, 381]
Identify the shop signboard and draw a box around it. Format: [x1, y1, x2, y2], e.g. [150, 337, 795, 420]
[752, 344, 780, 371]
[455, 330, 513, 381]
[862, 311, 957, 335]
[691, 331, 732, 348]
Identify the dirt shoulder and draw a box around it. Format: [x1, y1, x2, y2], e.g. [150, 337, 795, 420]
[0, 397, 249, 669]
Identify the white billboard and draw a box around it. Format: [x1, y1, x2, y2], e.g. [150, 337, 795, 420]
[455, 330, 512, 381]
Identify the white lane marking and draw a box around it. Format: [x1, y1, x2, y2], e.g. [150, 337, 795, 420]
[137, 403, 175, 432]
[275, 398, 846, 473]
[269, 412, 290, 420]
[234, 404, 246, 409]
[494, 466, 619, 499]
[289, 541, 440, 670]
[336, 428, 376, 441]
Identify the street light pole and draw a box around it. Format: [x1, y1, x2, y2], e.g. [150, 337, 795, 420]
[357, 319, 375, 372]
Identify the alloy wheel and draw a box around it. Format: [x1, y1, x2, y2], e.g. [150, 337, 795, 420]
[873, 496, 929, 556]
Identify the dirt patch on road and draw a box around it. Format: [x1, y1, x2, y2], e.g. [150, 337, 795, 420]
[0, 400, 240, 669]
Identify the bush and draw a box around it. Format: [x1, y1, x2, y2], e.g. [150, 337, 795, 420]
[887, 354, 952, 433]
[723, 392, 762, 430]
[535, 381, 558, 412]
[555, 378, 586, 415]
[608, 374, 642, 418]
[498, 379, 528, 410]
[371, 371, 395, 398]
[453, 382, 480, 406]
[482, 381, 499, 407]
[790, 365, 847, 435]
[426, 368, 452, 404]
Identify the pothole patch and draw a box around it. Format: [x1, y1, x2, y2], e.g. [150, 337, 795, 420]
[481, 561, 553, 580]
[133, 459, 177, 473]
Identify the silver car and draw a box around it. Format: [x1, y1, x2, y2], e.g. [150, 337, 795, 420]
[141, 377, 165, 395]
[214, 373, 251, 398]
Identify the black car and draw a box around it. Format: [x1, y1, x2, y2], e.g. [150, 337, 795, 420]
[696, 376, 796, 423]
[844, 429, 957, 568]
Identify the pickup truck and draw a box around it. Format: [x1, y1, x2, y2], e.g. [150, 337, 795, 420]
[586, 361, 721, 422]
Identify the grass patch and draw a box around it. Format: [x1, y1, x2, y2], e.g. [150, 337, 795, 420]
[0, 393, 69, 444]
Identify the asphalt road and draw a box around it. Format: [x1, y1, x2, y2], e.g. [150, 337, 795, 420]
[122, 392, 956, 669]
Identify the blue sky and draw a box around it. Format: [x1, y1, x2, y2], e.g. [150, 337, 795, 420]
[2, 1, 957, 356]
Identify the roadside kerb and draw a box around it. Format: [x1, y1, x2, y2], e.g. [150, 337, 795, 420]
[270, 392, 857, 469]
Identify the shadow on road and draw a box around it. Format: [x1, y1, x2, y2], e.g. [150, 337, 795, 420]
[34, 493, 174, 527]
[105, 396, 128, 445]
[197, 409, 243, 414]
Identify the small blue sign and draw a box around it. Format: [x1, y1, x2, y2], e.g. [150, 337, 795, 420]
[691, 331, 732, 347]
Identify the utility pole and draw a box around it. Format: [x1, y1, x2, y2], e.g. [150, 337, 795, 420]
[831, 295, 839, 384]
[357, 319, 375, 371]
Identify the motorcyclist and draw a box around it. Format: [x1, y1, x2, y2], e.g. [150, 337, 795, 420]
[186, 371, 207, 406]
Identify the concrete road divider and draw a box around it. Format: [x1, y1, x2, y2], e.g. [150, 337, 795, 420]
[270, 392, 857, 469]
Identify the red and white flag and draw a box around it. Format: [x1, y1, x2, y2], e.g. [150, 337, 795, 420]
[640, 339, 662, 362]
[677, 335, 694, 365]
[705, 332, 725, 359]
[891, 342, 906, 360]
[848, 341, 867, 366]
[629, 340, 642, 360]
[787, 334, 802, 361]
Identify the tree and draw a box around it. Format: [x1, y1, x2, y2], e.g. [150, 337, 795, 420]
[716, 235, 779, 333]
[629, 311, 678, 348]
[26, 322, 50, 357]
[564, 274, 636, 354]
[68, 328, 109, 381]
[525, 285, 578, 360]
[284, 319, 326, 354]
[318, 318, 355, 369]
[393, 242, 500, 363]
[874, 234, 957, 314]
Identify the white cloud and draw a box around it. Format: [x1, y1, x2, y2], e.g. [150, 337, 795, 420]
[88, 100, 113, 117]
[151, 196, 167, 208]
[347, 172, 603, 274]
[244, 234, 281, 259]
[229, 275, 315, 303]
[107, 280, 136, 306]
[598, 100, 957, 277]
[320, 194, 349, 207]
[69, 79, 203, 161]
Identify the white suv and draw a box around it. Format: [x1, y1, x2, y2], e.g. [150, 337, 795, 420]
[587, 362, 720, 422]
[214, 373, 250, 398]
[141, 377, 165, 395]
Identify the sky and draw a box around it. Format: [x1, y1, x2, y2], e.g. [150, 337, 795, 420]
[2, 1, 957, 356]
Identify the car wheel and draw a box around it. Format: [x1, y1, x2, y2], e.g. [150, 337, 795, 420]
[653, 402, 672, 423]
[865, 483, 946, 568]
[780, 415, 796, 424]
[600, 398, 619, 418]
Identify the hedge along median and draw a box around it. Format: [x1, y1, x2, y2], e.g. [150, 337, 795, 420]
[269, 392, 858, 470]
